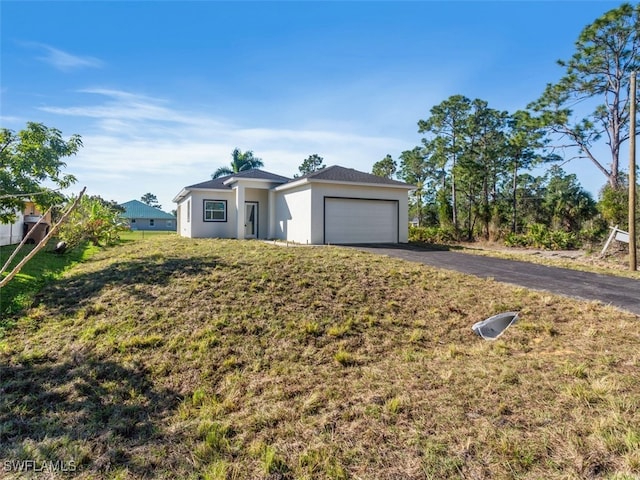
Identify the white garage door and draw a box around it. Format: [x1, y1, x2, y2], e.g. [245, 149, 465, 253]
[324, 198, 398, 244]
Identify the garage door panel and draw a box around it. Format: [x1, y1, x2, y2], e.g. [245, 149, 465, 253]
[325, 198, 398, 244]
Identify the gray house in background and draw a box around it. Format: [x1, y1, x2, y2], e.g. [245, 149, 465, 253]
[120, 200, 176, 231]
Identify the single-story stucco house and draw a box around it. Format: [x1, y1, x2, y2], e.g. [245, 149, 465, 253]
[120, 200, 177, 231]
[173, 165, 414, 244]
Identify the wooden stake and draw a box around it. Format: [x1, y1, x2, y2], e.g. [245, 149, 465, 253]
[0, 187, 86, 289]
[629, 72, 637, 271]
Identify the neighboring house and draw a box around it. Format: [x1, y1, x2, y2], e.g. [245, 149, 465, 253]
[0, 211, 24, 246]
[23, 200, 52, 225]
[173, 165, 414, 244]
[1, 201, 52, 246]
[120, 200, 176, 231]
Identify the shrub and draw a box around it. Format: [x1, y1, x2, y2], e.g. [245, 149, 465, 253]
[57, 195, 128, 248]
[504, 224, 581, 250]
[409, 225, 458, 244]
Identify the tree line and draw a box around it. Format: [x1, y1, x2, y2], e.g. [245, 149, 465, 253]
[1, 3, 637, 253]
[372, 3, 639, 246]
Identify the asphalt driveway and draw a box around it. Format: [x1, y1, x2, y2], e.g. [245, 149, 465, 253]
[348, 244, 640, 316]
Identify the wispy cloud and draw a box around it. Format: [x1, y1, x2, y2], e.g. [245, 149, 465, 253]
[38, 88, 409, 208]
[24, 42, 104, 71]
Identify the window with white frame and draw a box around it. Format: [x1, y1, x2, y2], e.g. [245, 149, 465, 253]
[187, 200, 191, 223]
[203, 200, 227, 222]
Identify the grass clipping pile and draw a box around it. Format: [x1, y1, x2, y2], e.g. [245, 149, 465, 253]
[1, 237, 639, 479]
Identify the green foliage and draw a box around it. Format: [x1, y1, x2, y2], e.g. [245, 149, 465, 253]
[504, 223, 580, 250]
[579, 224, 608, 248]
[195, 422, 234, 462]
[334, 349, 355, 366]
[414, 96, 561, 240]
[399, 146, 440, 227]
[407, 4, 640, 239]
[212, 148, 264, 179]
[57, 195, 128, 248]
[0, 241, 98, 331]
[140, 192, 161, 210]
[543, 165, 597, 231]
[295, 154, 325, 177]
[528, 3, 640, 188]
[436, 187, 453, 227]
[598, 182, 630, 228]
[261, 445, 289, 475]
[372, 154, 397, 179]
[0, 122, 80, 223]
[417, 95, 471, 230]
[409, 225, 458, 244]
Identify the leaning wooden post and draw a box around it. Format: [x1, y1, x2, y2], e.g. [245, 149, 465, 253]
[0, 187, 86, 289]
[629, 71, 637, 271]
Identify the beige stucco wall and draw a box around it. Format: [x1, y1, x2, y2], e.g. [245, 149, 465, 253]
[273, 182, 410, 244]
[308, 183, 410, 243]
[273, 185, 312, 244]
[177, 190, 236, 238]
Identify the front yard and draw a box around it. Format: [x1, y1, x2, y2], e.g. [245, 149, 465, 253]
[1, 237, 638, 479]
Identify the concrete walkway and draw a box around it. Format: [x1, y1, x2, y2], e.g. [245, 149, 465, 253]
[348, 244, 640, 316]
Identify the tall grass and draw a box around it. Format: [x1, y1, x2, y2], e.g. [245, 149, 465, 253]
[1, 236, 639, 479]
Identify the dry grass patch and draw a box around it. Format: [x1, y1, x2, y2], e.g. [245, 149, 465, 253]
[0, 237, 639, 479]
[454, 241, 640, 280]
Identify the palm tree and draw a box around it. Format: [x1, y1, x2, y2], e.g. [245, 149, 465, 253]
[212, 148, 264, 179]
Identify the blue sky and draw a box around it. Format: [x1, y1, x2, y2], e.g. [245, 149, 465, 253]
[0, 1, 626, 212]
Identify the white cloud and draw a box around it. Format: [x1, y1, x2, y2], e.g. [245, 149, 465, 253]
[25, 42, 104, 71]
[42, 89, 410, 210]
[0, 115, 26, 126]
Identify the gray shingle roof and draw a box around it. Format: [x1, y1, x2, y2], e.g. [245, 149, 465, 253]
[227, 169, 290, 182]
[180, 167, 412, 199]
[120, 200, 176, 219]
[293, 165, 412, 187]
[186, 176, 232, 190]
[186, 169, 290, 190]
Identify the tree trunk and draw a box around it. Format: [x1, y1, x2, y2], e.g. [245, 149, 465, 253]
[451, 162, 458, 231]
[512, 160, 518, 233]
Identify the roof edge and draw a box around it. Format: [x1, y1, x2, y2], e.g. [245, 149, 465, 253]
[275, 177, 415, 192]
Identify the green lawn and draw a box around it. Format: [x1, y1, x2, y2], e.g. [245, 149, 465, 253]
[120, 230, 176, 242]
[0, 240, 99, 334]
[1, 236, 639, 479]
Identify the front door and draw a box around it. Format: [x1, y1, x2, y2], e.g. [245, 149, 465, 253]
[244, 202, 258, 238]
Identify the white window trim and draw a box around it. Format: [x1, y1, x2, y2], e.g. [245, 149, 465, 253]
[203, 199, 227, 222]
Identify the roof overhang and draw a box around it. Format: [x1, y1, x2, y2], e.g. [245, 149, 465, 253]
[274, 178, 416, 192]
[172, 189, 189, 203]
[173, 186, 233, 203]
[222, 176, 288, 187]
